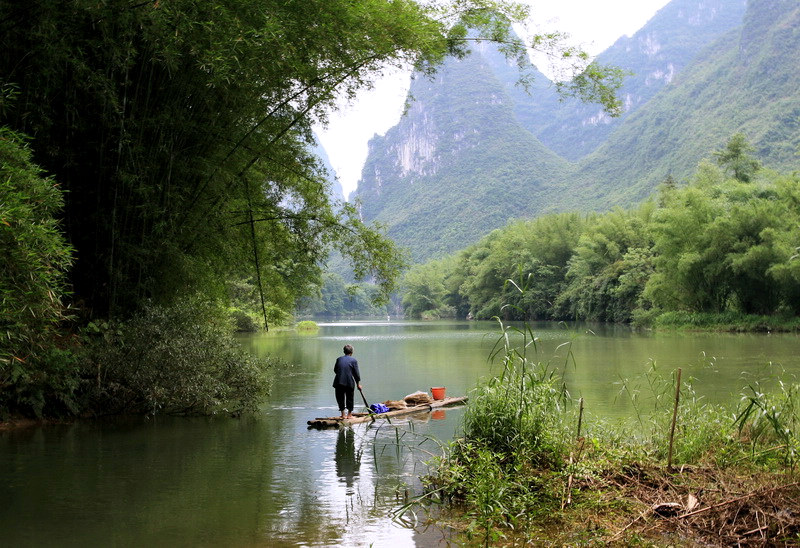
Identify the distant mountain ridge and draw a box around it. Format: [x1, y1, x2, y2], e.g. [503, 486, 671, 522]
[564, 0, 800, 211]
[348, 0, 798, 263]
[312, 138, 345, 202]
[358, 49, 570, 258]
[510, 0, 748, 160]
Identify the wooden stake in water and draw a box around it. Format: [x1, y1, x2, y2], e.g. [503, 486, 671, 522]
[563, 398, 585, 509]
[668, 368, 682, 470]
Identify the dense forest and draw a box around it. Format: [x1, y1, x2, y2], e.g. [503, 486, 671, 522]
[0, 1, 622, 419]
[401, 135, 800, 328]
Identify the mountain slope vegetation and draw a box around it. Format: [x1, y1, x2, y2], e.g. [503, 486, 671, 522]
[565, 0, 800, 212]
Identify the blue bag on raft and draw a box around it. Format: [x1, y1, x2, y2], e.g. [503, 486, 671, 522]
[370, 403, 389, 414]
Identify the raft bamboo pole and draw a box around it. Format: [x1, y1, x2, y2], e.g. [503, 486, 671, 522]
[307, 396, 468, 428]
[563, 397, 585, 509]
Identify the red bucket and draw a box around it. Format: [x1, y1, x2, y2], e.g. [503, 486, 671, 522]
[430, 387, 446, 400]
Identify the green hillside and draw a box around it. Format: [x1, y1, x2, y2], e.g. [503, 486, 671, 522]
[567, 0, 800, 212]
[499, 0, 748, 161]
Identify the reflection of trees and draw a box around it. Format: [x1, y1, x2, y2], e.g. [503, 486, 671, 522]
[335, 428, 361, 491]
[0, 416, 286, 546]
[366, 419, 445, 500]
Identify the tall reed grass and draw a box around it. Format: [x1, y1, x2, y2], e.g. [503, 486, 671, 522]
[426, 278, 800, 544]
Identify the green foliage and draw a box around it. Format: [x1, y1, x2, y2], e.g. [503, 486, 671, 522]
[0, 128, 73, 360]
[225, 278, 290, 329]
[558, 205, 655, 322]
[229, 308, 262, 333]
[430, 317, 572, 541]
[645, 159, 799, 316]
[0, 346, 82, 420]
[653, 311, 800, 332]
[0, 127, 76, 418]
[457, 213, 583, 320]
[295, 320, 319, 332]
[735, 380, 800, 466]
[401, 137, 800, 326]
[86, 298, 276, 416]
[296, 271, 390, 318]
[714, 132, 762, 182]
[401, 257, 458, 319]
[1, 0, 504, 319]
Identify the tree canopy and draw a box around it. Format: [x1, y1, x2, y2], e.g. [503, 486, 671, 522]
[0, 0, 623, 325]
[400, 136, 800, 325]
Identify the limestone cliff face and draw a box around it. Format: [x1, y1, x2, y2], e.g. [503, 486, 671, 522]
[394, 105, 439, 178]
[359, 53, 519, 204]
[354, 52, 570, 261]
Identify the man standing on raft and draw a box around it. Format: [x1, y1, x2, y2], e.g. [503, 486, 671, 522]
[333, 344, 362, 419]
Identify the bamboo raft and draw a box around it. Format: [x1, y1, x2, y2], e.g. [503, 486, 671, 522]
[307, 396, 468, 428]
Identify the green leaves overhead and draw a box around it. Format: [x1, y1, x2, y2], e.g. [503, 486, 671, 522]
[0, 129, 73, 364]
[2, 0, 578, 318]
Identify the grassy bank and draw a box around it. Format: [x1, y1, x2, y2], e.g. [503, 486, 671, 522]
[652, 311, 800, 332]
[414, 320, 800, 545]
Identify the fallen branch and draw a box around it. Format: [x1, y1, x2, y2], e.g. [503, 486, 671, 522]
[609, 509, 650, 541]
[741, 524, 768, 536]
[677, 481, 799, 519]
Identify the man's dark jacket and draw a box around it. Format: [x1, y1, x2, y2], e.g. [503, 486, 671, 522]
[332, 355, 360, 388]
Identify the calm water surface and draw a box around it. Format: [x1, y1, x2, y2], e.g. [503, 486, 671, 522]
[2, 320, 800, 546]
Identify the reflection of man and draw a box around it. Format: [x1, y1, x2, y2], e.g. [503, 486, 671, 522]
[332, 344, 361, 419]
[335, 428, 360, 490]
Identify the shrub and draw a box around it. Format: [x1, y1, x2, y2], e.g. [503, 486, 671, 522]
[0, 127, 74, 418]
[1, 346, 82, 419]
[86, 297, 276, 416]
[461, 368, 568, 468]
[296, 320, 319, 331]
[427, 320, 573, 541]
[229, 308, 261, 332]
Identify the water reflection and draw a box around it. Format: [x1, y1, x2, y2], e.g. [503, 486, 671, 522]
[4, 321, 800, 547]
[335, 427, 362, 493]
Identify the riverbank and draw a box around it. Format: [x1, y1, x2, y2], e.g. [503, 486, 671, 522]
[415, 322, 800, 545]
[429, 457, 799, 545]
[652, 311, 800, 332]
[425, 434, 800, 545]
[0, 418, 52, 431]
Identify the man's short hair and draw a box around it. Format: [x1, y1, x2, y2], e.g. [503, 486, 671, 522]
[343, 344, 354, 355]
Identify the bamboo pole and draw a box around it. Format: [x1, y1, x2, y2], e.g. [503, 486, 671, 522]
[563, 397, 585, 509]
[667, 368, 682, 470]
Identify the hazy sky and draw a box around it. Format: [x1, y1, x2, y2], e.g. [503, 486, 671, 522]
[315, 0, 672, 199]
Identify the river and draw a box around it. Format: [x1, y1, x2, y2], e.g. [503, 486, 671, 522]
[2, 320, 800, 546]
